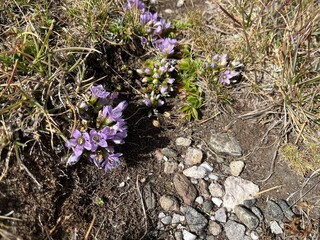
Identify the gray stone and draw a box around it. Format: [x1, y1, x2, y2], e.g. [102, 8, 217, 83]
[206, 235, 216, 240]
[200, 161, 213, 172]
[243, 199, 256, 208]
[225, 220, 246, 240]
[197, 179, 210, 199]
[164, 161, 179, 174]
[172, 213, 183, 225]
[176, 137, 192, 147]
[209, 182, 224, 197]
[251, 207, 264, 222]
[161, 216, 172, 225]
[162, 147, 178, 158]
[266, 200, 284, 221]
[173, 173, 197, 205]
[270, 220, 283, 234]
[209, 132, 243, 156]
[277, 199, 294, 221]
[183, 166, 207, 179]
[223, 176, 259, 210]
[203, 200, 214, 213]
[185, 206, 208, 233]
[215, 207, 227, 223]
[184, 147, 203, 166]
[234, 205, 259, 230]
[143, 184, 156, 210]
[160, 195, 180, 212]
[230, 161, 245, 176]
[174, 231, 183, 240]
[208, 221, 222, 236]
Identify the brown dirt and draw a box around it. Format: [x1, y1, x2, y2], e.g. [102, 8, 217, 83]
[1, 1, 320, 240]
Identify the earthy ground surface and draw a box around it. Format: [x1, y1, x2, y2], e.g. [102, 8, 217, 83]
[0, 0, 319, 240]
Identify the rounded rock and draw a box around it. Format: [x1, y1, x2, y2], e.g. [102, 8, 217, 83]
[230, 161, 245, 176]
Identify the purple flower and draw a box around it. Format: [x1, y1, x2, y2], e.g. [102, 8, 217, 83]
[101, 126, 117, 139]
[141, 37, 147, 46]
[219, 70, 233, 84]
[66, 129, 92, 157]
[101, 153, 122, 172]
[140, 11, 158, 24]
[101, 101, 128, 123]
[111, 119, 127, 133]
[123, 0, 145, 11]
[160, 85, 168, 94]
[167, 78, 175, 84]
[67, 153, 80, 165]
[112, 130, 128, 144]
[213, 54, 219, 60]
[154, 38, 177, 54]
[219, 54, 228, 66]
[90, 85, 110, 99]
[211, 62, 217, 69]
[144, 68, 151, 74]
[144, 97, 151, 106]
[153, 19, 171, 35]
[89, 129, 108, 152]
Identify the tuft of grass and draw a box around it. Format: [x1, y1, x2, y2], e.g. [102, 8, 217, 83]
[280, 141, 320, 176]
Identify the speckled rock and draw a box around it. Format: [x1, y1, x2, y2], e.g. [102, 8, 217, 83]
[208, 221, 222, 236]
[234, 205, 259, 230]
[160, 195, 180, 212]
[185, 206, 208, 233]
[184, 147, 203, 166]
[209, 132, 243, 156]
[176, 137, 192, 147]
[224, 220, 246, 240]
[230, 161, 245, 176]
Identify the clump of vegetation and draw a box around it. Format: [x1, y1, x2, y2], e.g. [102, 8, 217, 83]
[280, 141, 320, 176]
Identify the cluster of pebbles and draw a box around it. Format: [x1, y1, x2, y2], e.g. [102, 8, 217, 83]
[146, 132, 299, 240]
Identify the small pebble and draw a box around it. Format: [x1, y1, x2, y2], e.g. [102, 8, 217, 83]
[177, 0, 184, 8]
[176, 137, 192, 147]
[195, 196, 204, 205]
[118, 182, 125, 187]
[250, 231, 259, 240]
[158, 212, 166, 219]
[211, 197, 223, 207]
[161, 216, 172, 225]
[208, 173, 219, 180]
[208, 221, 222, 236]
[230, 160, 245, 176]
[200, 161, 213, 172]
[164, 9, 174, 14]
[182, 230, 197, 240]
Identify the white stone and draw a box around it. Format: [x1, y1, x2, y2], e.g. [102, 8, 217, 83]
[208, 173, 219, 180]
[208, 221, 222, 236]
[164, 9, 174, 14]
[182, 230, 196, 240]
[183, 166, 207, 179]
[200, 161, 213, 172]
[158, 212, 166, 219]
[190, 178, 198, 184]
[118, 182, 125, 187]
[209, 182, 224, 197]
[211, 197, 223, 207]
[223, 176, 259, 211]
[177, 0, 185, 8]
[270, 221, 283, 234]
[230, 161, 245, 176]
[195, 196, 204, 204]
[176, 137, 192, 146]
[250, 231, 259, 240]
[180, 215, 185, 222]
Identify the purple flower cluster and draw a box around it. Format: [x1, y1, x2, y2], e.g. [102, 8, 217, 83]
[137, 59, 176, 109]
[65, 85, 128, 173]
[124, 0, 178, 55]
[123, 0, 145, 11]
[204, 54, 239, 85]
